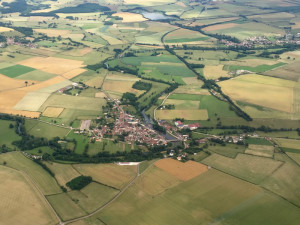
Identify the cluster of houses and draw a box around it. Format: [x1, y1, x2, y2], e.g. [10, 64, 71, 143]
[174, 121, 201, 130]
[23, 152, 42, 160]
[0, 37, 36, 48]
[220, 35, 300, 48]
[92, 102, 167, 146]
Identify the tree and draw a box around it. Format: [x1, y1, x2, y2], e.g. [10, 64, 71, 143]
[25, 81, 28, 86]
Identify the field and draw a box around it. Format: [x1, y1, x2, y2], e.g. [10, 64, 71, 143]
[42, 107, 64, 118]
[112, 12, 147, 23]
[245, 144, 274, 158]
[203, 65, 229, 79]
[202, 153, 283, 184]
[207, 144, 245, 158]
[0, 152, 62, 195]
[274, 138, 300, 149]
[261, 163, 300, 207]
[220, 74, 295, 113]
[154, 158, 208, 181]
[67, 182, 119, 213]
[72, 163, 137, 189]
[163, 99, 200, 109]
[93, 168, 300, 225]
[0, 166, 58, 225]
[44, 162, 80, 189]
[0, 120, 21, 149]
[156, 109, 208, 120]
[0, 65, 35, 78]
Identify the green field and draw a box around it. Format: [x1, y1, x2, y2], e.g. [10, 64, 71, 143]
[229, 62, 286, 73]
[26, 120, 70, 139]
[0, 64, 35, 78]
[0, 152, 62, 195]
[202, 153, 283, 184]
[0, 120, 21, 149]
[207, 144, 245, 158]
[16, 70, 56, 81]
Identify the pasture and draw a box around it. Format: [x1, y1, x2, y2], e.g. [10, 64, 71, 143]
[154, 158, 208, 181]
[245, 145, 274, 158]
[163, 99, 200, 109]
[73, 163, 137, 189]
[207, 144, 245, 158]
[274, 138, 300, 150]
[202, 153, 283, 184]
[0, 166, 59, 225]
[0, 152, 62, 195]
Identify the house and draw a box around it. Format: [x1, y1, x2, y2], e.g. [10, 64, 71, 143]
[188, 123, 200, 130]
[175, 120, 184, 128]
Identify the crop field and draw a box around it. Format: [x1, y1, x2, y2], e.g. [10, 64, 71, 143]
[168, 93, 237, 118]
[0, 65, 35, 78]
[42, 107, 64, 118]
[14, 92, 51, 112]
[228, 62, 286, 73]
[0, 120, 21, 149]
[26, 120, 70, 139]
[73, 163, 137, 189]
[245, 144, 274, 158]
[202, 153, 283, 184]
[47, 193, 87, 221]
[156, 109, 208, 120]
[154, 158, 208, 181]
[0, 152, 62, 195]
[112, 12, 147, 23]
[264, 62, 300, 81]
[261, 163, 300, 207]
[16, 70, 56, 81]
[164, 28, 210, 43]
[18, 57, 85, 75]
[34, 29, 71, 37]
[220, 74, 295, 113]
[163, 99, 200, 109]
[274, 138, 300, 150]
[44, 162, 80, 189]
[207, 144, 245, 158]
[103, 80, 144, 96]
[39, 94, 106, 112]
[0, 166, 58, 225]
[67, 182, 119, 213]
[203, 65, 229, 79]
[62, 68, 86, 80]
[96, 169, 295, 225]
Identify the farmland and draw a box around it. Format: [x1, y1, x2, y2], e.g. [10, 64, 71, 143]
[0, 0, 299, 224]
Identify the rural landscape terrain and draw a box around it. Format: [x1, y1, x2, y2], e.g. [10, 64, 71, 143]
[0, 0, 300, 224]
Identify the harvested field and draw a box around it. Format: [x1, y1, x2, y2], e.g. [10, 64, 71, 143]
[0, 73, 33, 91]
[62, 68, 86, 79]
[18, 57, 85, 75]
[182, 77, 203, 85]
[0, 26, 13, 32]
[135, 165, 181, 196]
[112, 12, 147, 23]
[202, 153, 283, 184]
[73, 163, 137, 189]
[95, 92, 106, 98]
[0, 166, 59, 225]
[245, 144, 274, 158]
[203, 65, 229, 79]
[220, 74, 294, 113]
[156, 109, 208, 120]
[34, 29, 71, 37]
[154, 158, 208, 181]
[62, 48, 93, 57]
[14, 92, 51, 111]
[103, 80, 144, 96]
[203, 23, 238, 32]
[42, 107, 64, 118]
